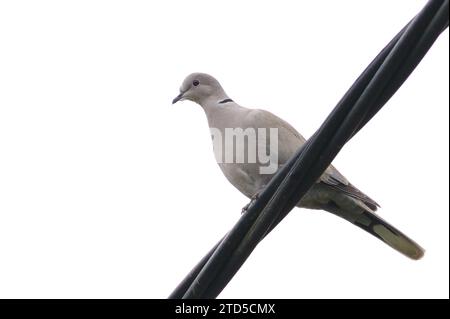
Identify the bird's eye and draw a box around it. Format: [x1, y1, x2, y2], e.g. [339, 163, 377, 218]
[193, 80, 199, 86]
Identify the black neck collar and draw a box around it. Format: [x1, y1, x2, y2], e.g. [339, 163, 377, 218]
[218, 98, 234, 104]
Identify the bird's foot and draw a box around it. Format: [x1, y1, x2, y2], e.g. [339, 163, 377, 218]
[241, 192, 260, 214]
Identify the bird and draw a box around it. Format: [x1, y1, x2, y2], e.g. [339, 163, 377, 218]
[172, 72, 424, 260]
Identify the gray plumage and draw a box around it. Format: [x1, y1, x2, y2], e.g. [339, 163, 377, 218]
[173, 72, 424, 260]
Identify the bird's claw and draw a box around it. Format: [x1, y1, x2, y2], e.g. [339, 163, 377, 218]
[241, 192, 260, 214]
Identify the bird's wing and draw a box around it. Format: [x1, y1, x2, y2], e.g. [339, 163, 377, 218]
[321, 160, 380, 210]
[245, 109, 306, 165]
[244, 108, 379, 209]
[322, 165, 349, 185]
[323, 178, 380, 211]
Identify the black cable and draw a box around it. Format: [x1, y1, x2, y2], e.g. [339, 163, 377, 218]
[169, 0, 449, 299]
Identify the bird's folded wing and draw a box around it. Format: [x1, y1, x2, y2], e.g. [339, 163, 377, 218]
[245, 108, 379, 210]
[321, 173, 380, 211]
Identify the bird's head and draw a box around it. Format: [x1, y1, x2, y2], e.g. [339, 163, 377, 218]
[172, 73, 228, 106]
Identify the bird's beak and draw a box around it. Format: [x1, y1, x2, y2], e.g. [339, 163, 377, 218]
[172, 91, 186, 104]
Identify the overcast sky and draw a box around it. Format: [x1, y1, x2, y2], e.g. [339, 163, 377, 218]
[0, 0, 448, 298]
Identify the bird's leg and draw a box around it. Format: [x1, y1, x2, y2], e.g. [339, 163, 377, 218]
[241, 191, 261, 214]
[241, 164, 288, 214]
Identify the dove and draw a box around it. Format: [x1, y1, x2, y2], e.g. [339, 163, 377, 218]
[172, 72, 424, 260]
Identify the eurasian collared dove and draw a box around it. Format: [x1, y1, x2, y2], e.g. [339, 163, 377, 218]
[172, 72, 424, 260]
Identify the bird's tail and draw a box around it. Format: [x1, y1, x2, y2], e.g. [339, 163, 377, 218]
[326, 203, 424, 260]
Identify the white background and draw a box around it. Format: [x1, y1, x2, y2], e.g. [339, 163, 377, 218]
[0, 0, 448, 299]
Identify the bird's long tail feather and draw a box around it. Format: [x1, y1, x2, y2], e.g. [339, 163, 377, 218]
[326, 204, 424, 260]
